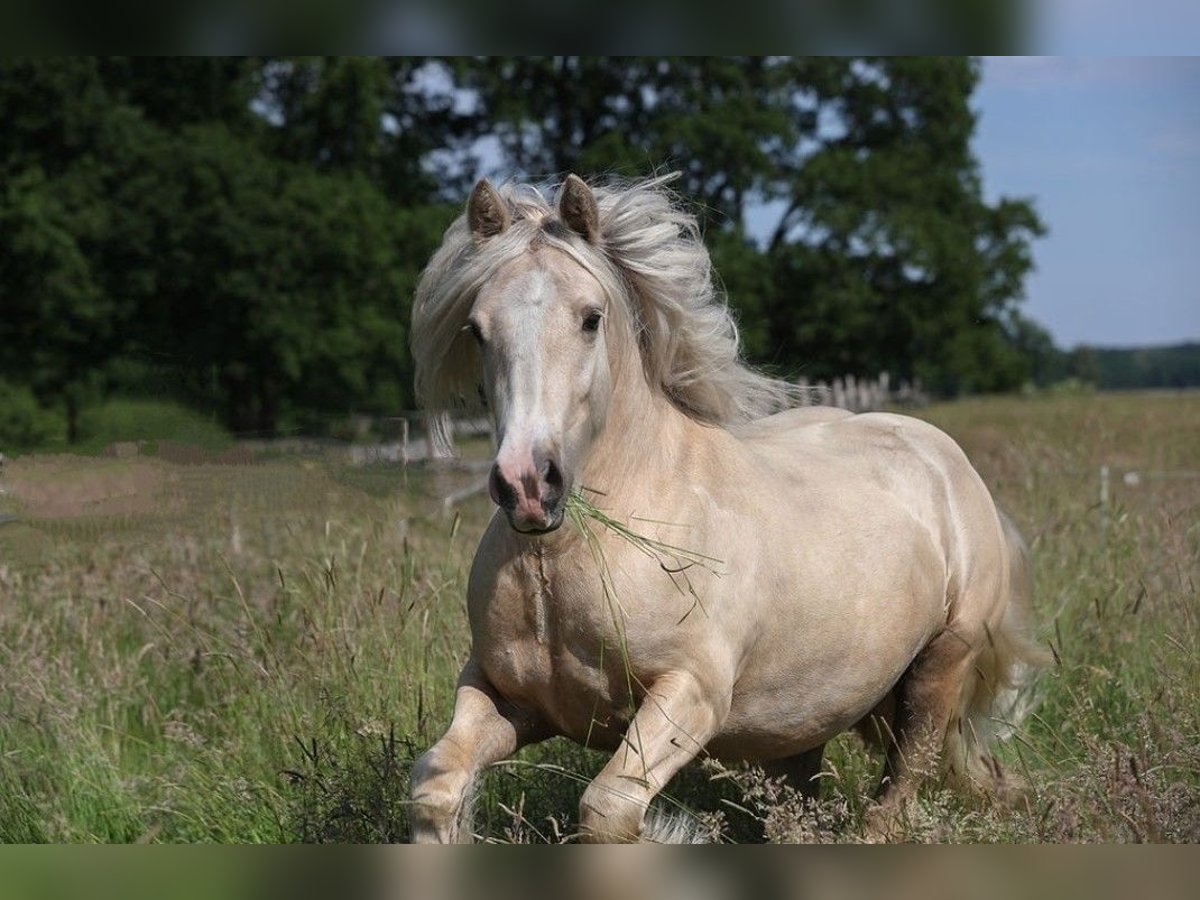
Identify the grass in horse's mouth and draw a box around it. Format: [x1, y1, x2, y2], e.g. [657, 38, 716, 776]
[563, 490, 724, 576]
[564, 489, 724, 633]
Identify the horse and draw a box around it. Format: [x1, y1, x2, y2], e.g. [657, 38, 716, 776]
[407, 173, 1048, 842]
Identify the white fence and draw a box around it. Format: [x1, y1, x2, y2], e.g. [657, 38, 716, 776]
[797, 372, 928, 412]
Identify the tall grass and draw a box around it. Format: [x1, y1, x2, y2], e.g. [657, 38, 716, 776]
[0, 391, 1196, 842]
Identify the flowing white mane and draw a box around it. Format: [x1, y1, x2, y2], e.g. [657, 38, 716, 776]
[410, 175, 802, 452]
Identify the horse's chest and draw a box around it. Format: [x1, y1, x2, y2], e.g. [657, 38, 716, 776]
[471, 548, 630, 739]
[505, 542, 556, 644]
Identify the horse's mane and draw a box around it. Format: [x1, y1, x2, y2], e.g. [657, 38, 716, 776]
[411, 175, 803, 453]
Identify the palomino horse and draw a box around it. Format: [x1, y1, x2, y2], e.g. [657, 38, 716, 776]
[408, 174, 1047, 842]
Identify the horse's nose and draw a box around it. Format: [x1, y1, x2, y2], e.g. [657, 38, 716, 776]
[488, 463, 519, 511]
[535, 450, 565, 508]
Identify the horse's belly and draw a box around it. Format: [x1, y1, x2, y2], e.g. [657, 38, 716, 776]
[711, 688, 882, 760]
[709, 577, 944, 759]
[711, 610, 938, 760]
[703, 496, 949, 760]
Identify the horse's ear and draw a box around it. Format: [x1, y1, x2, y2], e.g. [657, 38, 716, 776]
[467, 179, 509, 239]
[558, 174, 600, 243]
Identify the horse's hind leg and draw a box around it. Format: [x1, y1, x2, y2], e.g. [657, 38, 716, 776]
[410, 658, 544, 842]
[765, 745, 825, 800]
[869, 628, 977, 837]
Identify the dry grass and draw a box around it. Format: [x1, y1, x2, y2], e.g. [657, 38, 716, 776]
[1, 390, 1197, 842]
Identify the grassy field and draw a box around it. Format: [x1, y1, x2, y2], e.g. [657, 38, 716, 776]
[1, 391, 1197, 843]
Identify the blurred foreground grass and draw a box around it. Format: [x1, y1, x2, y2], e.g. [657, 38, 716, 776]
[0, 392, 1197, 842]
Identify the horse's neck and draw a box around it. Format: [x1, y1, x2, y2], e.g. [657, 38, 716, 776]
[578, 363, 694, 506]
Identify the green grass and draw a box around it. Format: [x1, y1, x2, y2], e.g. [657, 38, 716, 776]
[0, 391, 1197, 842]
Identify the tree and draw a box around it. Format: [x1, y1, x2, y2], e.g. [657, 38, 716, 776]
[1, 57, 457, 439]
[0, 59, 153, 441]
[96, 56, 261, 133]
[0, 168, 114, 442]
[455, 57, 829, 229]
[451, 56, 1044, 394]
[256, 57, 457, 204]
[113, 122, 454, 434]
[761, 58, 1045, 392]
[0, 57, 1050, 447]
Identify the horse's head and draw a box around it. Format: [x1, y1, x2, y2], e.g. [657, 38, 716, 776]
[465, 175, 614, 534]
[414, 174, 794, 535]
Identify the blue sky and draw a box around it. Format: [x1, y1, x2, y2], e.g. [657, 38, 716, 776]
[1035, 1, 1200, 55]
[973, 57, 1200, 347]
[457, 54, 1199, 350]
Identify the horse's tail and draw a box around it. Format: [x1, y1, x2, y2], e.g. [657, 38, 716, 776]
[946, 510, 1052, 794]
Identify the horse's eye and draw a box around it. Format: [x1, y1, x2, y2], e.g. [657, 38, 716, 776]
[582, 311, 603, 334]
[466, 320, 484, 344]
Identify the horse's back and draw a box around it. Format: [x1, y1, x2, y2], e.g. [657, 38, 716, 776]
[737, 407, 982, 493]
[731, 405, 854, 440]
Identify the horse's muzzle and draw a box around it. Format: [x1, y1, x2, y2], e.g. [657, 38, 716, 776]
[489, 450, 567, 534]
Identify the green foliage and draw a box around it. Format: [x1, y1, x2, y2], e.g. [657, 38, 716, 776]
[0, 166, 113, 441]
[763, 59, 1044, 392]
[260, 57, 447, 204]
[75, 398, 232, 452]
[1009, 340, 1200, 392]
[111, 120, 449, 433]
[1, 56, 1054, 442]
[458, 57, 1046, 394]
[0, 379, 64, 451]
[1086, 342, 1200, 390]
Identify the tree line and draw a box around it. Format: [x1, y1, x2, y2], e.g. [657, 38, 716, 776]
[1, 57, 1055, 447]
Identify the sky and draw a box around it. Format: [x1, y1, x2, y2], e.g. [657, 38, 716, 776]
[454, 53, 1199, 350]
[1035, 0, 1200, 55]
[973, 56, 1200, 348]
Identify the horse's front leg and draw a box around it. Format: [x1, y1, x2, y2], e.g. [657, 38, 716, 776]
[578, 670, 728, 842]
[410, 658, 544, 843]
